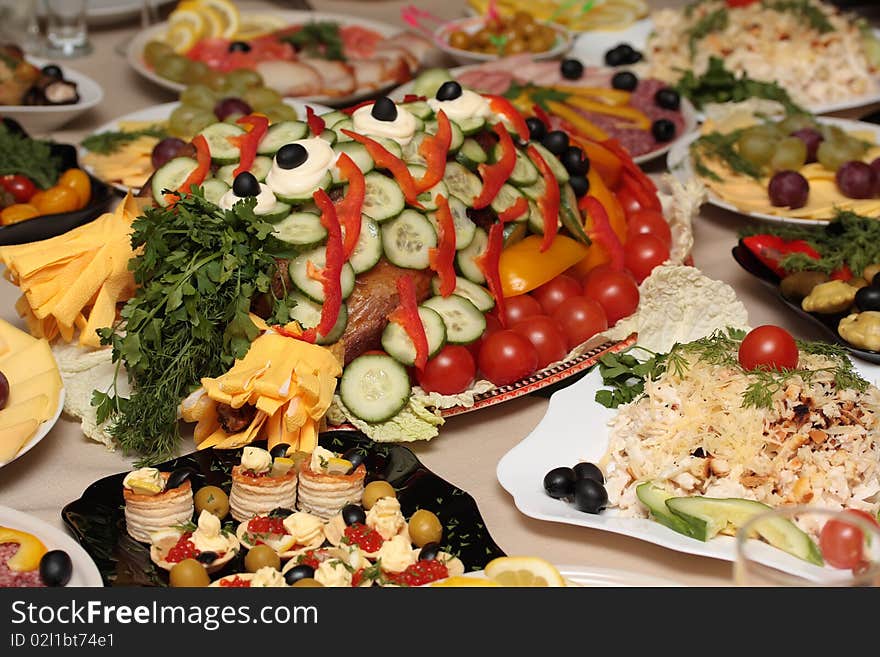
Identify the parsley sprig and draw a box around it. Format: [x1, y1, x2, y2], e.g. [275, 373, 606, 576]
[281, 22, 345, 61]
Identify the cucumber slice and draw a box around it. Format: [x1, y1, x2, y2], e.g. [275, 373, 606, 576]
[320, 111, 349, 129]
[521, 175, 547, 202]
[363, 171, 405, 222]
[560, 183, 590, 245]
[381, 210, 437, 270]
[258, 200, 292, 222]
[530, 142, 570, 183]
[381, 306, 447, 365]
[288, 293, 348, 345]
[426, 119, 463, 152]
[455, 138, 487, 171]
[490, 183, 526, 218]
[527, 199, 560, 236]
[272, 212, 327, 247]
[198, 122, 245, 164]
[331, 118, 355, 142]
[455, 116, 486, 136]
[499, 144, 539, 186]
[400, 100, 433, 120]
[374, 137, 403, 159]
[636, 482, 700, 539]
[272, 171, 333, 204]
[401, 133, 427, 166]
[503, 221, 528, 246]
[456, 226, 488, 284]
[256, 121, 308, 155]
[152, 156, 198, 206]
[216, 155, 273, 185]
[332, 142, 375, 182]
[318, 129, 338, 146]
[428, 195, 476, 251]
[407, 164, 449, 211]
[412, 67, 453, 99]
[422, 294, 486, 344]
[339, 354, 411, 423]
[444, 161, 482, 205]
[348, 215, 383, 274]
[200, 178, 229, 206]
[431, 276, 494, 312]
[289, 247, 356, 302]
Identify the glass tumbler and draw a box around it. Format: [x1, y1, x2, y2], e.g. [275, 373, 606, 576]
[44, 0, 91, 58]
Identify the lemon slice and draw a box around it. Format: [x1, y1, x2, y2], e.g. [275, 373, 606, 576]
[431, 576, 501, 587]
[325, 457, 353, 475]
[234, 13, 287, 40]
[165, 22, 200, 53]
[196, 0, 239, 39]
[168, 4, 205, 37]
[0, 527, 48, 572]
[271, 457, 295, 477]
[483, 556, 566, 587]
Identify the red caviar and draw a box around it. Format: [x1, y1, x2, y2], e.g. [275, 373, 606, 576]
[219, 576, 251, 587]
[387, 560, 449, 587]
[247, 516, 287, 535]
[165, 533, 198, 563]
[343, 523, 384, 553]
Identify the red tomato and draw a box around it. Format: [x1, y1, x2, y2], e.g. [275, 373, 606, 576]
[737, 325, 799, 371]
[551, 296, 608, 350]
[501, 294, 542, 326]
[512, 315, 567, 369]
[626, 209, 672, 248]
[616, 186, 641, 215]
[477, 330, 539, 386]
[820, 516, 866, 570]
[726, 0, 758, 7]
[531, 275, 582, 315]
[624, 233, 669, 283]
[1, 175, 36, 203]
[416, 345, 476, 395]
[582, 268, 640, 325]
[843, 509, 880, 527]
[467, 312, 503, 360]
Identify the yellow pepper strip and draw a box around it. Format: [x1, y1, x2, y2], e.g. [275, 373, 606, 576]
[563, 96, 651, 130]
[499, 234, 589, 297]
[551, 85, 631, 106]
[544, 100, 608, 141]
[572, 167, 628, 278]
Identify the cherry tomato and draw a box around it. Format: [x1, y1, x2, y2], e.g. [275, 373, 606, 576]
[626, 209, 671, 248]
[501, 294, 543, 326]
[582, 268, 640, 325]
[1, 175, 36, 203]
[512, 315, 567, 369]
[624, 233, 669, 284]
[820, 515, 866, 570]
[551, 296, 608, 350]
[843, 509, 880, 528]
[467, 312, 502, 360]
[33, 186, 79, 215]
[0, 203, 39, 226]
[616, 186, 641, 215]
[531, 274, 582, 315]
[416, 345, 476, 395]
[737, 325, 798, 371]
[57, 168, 91, 207]
[477, 329, 539, 386]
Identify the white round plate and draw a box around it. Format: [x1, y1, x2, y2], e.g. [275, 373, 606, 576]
[79, 98, 332, 193]
[0, 57, 102, 136]
[127, 10, 405, 107]
[0, 388, 64, 470]
[461, 564, 681, 587]
[0, 504, 102, 587]
[668, 115, 880, 227]
[433, 15, 571, 66]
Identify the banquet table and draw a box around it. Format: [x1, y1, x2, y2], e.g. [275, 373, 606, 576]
[1, 0, 878, 588]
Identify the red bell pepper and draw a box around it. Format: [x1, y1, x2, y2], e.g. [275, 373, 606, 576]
[403, 94, 427, 103]
[473, 123, 517, 209]
[416, 110, 451, 193]
[498, 196, 529, 223]
[475, 222, 506, 327]
[428, 194, 457, 297]
[486, 95, 530, 142]
[342, 100, 373, 116]
[831, 265, 853, 282]
[306, 106, 325, 136]
[388, 275, 429, 370]
[342, 129, 422, 208]
[531, 104, 552, 131]
[741, 235, 821, 279]
[618, 169, 661, 214]
[334, 153, 365, 261]
[527, 144, 560, 253]
[230, 115, 269, 177]
[579, 195, 624, 272]
[167, 134, 211, 205]
[303, 189, 344, 340]
[602, 137, 660, 210]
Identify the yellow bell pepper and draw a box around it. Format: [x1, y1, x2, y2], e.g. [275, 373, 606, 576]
[572, 168, 628, 278]
[563, 96, 651, 130]
[544, 101, 608, 141]
[550, 85, 631, 106]
[500, 234, 589, 297]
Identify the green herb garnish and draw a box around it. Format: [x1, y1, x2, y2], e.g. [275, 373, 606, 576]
[81, 125, 167, 155]
[503, 82, 569, 110]
[761, 0, 834, 34]
[281, 21, 345, 61]
[0, 122, 61, 189]
[690, 127, 764, 181]
[686, 7, 728, 57]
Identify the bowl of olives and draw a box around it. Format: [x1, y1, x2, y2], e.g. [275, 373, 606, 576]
[435, 13, 571, 65]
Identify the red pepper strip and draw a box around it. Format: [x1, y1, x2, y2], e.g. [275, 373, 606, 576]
[527, 144, 560, 253]
[473, 123, 517, 209]
[403, 94, 427, 103]
[579, 194, 624, 272]
[388, 275, 429, 370]
[831, 265, 853, 282]
[498, 196, 529, 223]
[306, 106, 325, 136]
[416, 110, 452, 193]
[619, 170, 660, 214]
[428, 194, 457, 297]
[602, 137, 660, 207]
[303, 189, 344, 339]
[166, 134, 211, 205]
[341, 129, 422, 208]
[741, 235, 821, 279]
[229, 115, 269, 177]
[486, 95, 530, 142]
[475, 222, 506, 327]
[531, 104, 553, 130]
[342, 100, 373, 115]
[334, 153, 365, 261]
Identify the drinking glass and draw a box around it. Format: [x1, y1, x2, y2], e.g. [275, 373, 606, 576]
[0, 0, 41, 54]
[734, 506, 880, 586]
[43, 0, 91, 58]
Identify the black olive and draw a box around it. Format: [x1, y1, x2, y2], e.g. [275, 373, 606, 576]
[41, 64, 63, 79]
[856, 285, 880, 312]
[611, 71, 638, 91]
[436, 81, 463, 101]
[232, 171, 260, 197]
[560, 58, 584, 80]
[275, 143, 309, 170]
[691, 447, 707, 458]
[561, 146, 590, 176]
[228, 41, 251, 53]
[270, 442, 292, 459]
[651, 119, 676, 143]
[284, 564, 315, 585]
[627, 50, 643, 64]
[569, 175, 590, 198]
[573, 478, 608, 514]
[39, 550, 72, 587]
[268, 507, 294, 518]
[541, 130, 569, 156]
[341, 504, 366, 526]
[573, 462, 604, 484]
[165, 467, 197, 491]
[604, 46, 626, 67]
[418, 542, 441, 561]
[371, 96, 398, 122]
[543, 467, 576, 499]
[654, 87, 681, 111]
[872, 272, 880, 287]
[526, 117, 547, 142]
[340, 448, 366, 475]
[196, 551, 218, 564]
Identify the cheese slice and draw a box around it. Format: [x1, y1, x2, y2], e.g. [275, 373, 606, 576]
[0, 418, 40, 462]
[6, 370, 62, 421]
[0, 319, 36, 358]
[0, 395, 49, 431]
[0, 339, 56, 383]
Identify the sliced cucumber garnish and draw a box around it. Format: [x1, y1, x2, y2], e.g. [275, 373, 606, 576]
[217, 155, 273, 185]
[288, 293, 348, 345]
[289, 246, 356, 302]
[257, 121, 308, 155]
[400, 100, 433, 120]
[348, 215, 383, 274]
[422, 294, 486, 344]
[456, 226, 488, 284]
[490, 183, 527, 219]
[200, 178, 229, 206]
[530, 141, 570, 183]
[152, 156, 198, 206]
[455, 116, 486, 136]
[319, 111, 349, 128]
[431, 276, 495, 312]
[272, 212, 327, 247]
[198, 122, 245, 164]
[456, 138, 487, 171]
[332, 142, 375, 182]
[381, 306, 447, 365]
[502, 144, 539, 187]
[427, 195, 476, 251]
[444, 161, 482, 205]
[363, 171, 405, 222]
[339, 354, 411, 423]
[381, 210, 437, 270]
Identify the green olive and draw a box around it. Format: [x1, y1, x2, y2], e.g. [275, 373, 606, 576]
[448, 30, 471, 50]
[291, 578, 324, 587]
[245, 545, 280, 573]
[862, 264, 880, 284]
[362, 481, 396, 510]
[408, 509, 442, 548]
[506, 38, 528, 55]
[194, 486, 230, 519]
[472, 28, 493, 47]
[780, 270, 830, 302]
[169, 559, 210, 587]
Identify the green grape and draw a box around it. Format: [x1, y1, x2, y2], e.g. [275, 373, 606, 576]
[778, 113, 817, 136]
[746, 123, 783, 141]
[155, 54, 191, 83]
[183, 61, 212, 85]
[820, 125, 848, 143]
[817, 139, 852, 171]
[769, 137, 807, 172]
[168, 105, 215, 138]
[144, 40, 174, 68]
[206, 71, 229, 92]
[738, 131, 775, 167]
[262, 103, 300, 123]
[226, 68, 263, 89]
[243, 86, 282, 111]
[179, 84, 216, 110]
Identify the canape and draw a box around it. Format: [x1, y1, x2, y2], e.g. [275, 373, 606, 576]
[229, 446, 298, 522]
[150, 510, 240, 574]
[210, 566, 289, 588]
[123, 467, 194, 543]
[296, 446, 366, 520]
[236, 510, 326, 559]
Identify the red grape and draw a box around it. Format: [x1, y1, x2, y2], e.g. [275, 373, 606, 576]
[871, 158, 880, 195]
[836, 161, 876, 199]
[150, 137, 187, 170]
[768, 171, 809, 209]
[790, 128, 823, 163]
[214, 97, 253, 121]
[0, 371, 8, 410]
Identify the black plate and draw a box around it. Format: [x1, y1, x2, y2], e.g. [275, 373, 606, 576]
[0, 118, 113, 246]
[732, 240, 880, 364]
[62, 430, 506, 587]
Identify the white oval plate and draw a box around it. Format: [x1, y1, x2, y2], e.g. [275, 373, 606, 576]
[496, 359, 880, 583]
[0, 388, 65, 470]
[668, 115, 880, 227]
[127, 10, 406, 107]
[79, 98, 332, 194]
[460, 564, 682, 587]
[0, 504, 102, 587]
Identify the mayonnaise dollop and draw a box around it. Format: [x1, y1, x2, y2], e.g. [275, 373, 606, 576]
[352, 103, 418, 145]
[265, 138, 336, 197]
[314, 560, 353, 587]
[282, 512, 325, 546]
[241, 446, 272, 475]
[428, 89, 492, 124]
[219, 182, 277, 215]
[191, 510, 234, 554]
[376, 534, 416, 574]
[250, 567, 287, 588]
[123, 468, 165, 495]
[309, 446, 336, 473]
[365, 497, 406, 541]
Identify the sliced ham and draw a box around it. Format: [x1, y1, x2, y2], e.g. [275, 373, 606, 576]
[456, 69, 514, 95]
[351, 59, 388, 90]
[255, 60, 322, 96]
[391, 32, 437, 65]
[373, 45, 418, 73]
[300, 57, 356, 96]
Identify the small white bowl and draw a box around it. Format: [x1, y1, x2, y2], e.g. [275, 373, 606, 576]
[434, 16, 571, 66]
[0, 57, 103, 136]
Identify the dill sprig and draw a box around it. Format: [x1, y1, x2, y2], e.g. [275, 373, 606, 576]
[690, 128, 764, 181]
[81, 125, 167, 155]
[761, 0, 834, 34]
[686, 6, 728, 57]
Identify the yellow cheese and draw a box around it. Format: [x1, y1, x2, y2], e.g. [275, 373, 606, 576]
[0, 319, 36, 357]
[0, 395, 49, 431]
[0, 419, 40, 462]
[6, 370, 62, 421]
[0, 339, 56, 383]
